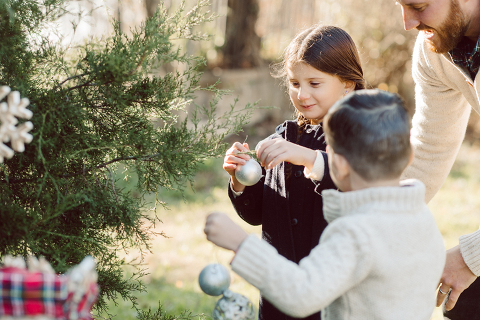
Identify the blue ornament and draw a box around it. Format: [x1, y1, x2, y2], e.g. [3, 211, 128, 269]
[198, 263, 231, 296]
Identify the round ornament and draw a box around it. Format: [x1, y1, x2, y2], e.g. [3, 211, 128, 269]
[213, 289, 256, 320]
[198, 263, 231, 296]
[235, 159, 262, 186]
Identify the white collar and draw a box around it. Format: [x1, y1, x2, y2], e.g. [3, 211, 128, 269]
[321, 179, 426, 223]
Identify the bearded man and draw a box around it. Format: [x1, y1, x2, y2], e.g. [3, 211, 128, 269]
[395, 0, 480, 319]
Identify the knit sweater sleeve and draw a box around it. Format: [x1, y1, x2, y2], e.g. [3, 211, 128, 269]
[231, 219, 373, 318]
[459, 229, 480, 276]
[303, 150, 326, 181]
[401, 34, 471, 203]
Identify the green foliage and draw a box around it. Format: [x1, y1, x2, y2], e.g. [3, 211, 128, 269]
[134, 302, 205, 320]
[102, 278, 215, 320]
[0, 0, 253, 313]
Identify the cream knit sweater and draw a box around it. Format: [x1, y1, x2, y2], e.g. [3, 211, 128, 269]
[401, 32, 480, 276]
[231, 179, 446, 320]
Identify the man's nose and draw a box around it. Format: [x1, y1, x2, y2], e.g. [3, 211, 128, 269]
[402, 7, 420, 31]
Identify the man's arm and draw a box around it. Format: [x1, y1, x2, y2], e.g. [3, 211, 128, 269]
[401, 34, 471, 202]
[404, 34, 480, 310]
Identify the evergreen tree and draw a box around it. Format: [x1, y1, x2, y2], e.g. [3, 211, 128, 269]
[0, 0, 252, 312]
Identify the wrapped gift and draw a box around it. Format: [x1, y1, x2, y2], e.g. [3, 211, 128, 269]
[0, 256, 98, 320]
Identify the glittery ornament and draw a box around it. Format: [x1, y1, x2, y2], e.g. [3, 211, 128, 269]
[235, 159, 262, 186]
[199, 264, 256, 320]
[198, 263, 231, 296]
[212, 289, 256, 320]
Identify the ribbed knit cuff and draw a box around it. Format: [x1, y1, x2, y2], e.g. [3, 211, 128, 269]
[304, 150, 325, 181]
[459, 228, 480, 276]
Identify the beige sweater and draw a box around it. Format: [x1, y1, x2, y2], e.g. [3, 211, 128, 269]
[401, 32, 480, 275]
[231, 180, 445, 320]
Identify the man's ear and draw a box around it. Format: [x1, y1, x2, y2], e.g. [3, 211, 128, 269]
[407, 145, 414, 166]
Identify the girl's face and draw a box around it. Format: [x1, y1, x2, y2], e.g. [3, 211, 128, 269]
[287, 62, 351, 125]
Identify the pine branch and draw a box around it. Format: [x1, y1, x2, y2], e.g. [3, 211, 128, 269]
[53, 73, 90, 90]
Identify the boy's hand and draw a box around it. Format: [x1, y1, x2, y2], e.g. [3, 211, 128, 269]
[204, 212, 248, 252]
[256, 139, 317, 170]
[223, 142, 251, 192]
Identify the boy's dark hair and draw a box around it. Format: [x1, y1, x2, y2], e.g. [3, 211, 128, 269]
[324, 89, 411, 181]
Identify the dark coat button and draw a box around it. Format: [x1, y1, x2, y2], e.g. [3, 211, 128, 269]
[291, 218, 298, 226]
[294, 170, 302, 178]
[244, 199, 250, 206]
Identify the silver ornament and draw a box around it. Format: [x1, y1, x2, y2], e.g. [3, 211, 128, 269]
[213, 289, 256, 320]
[235, 159, 262, 186]
[198, 263, 231, 296]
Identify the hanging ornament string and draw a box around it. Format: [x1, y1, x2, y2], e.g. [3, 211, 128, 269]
[210, 237, 223, 264]
[237, 135, 259, 161]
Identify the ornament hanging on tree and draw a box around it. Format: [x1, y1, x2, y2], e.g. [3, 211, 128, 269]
[198, 264, 255, 320]
[0, 86, 33, 163]
[199, 263, 231, 296]
[235, 158, 262, 186]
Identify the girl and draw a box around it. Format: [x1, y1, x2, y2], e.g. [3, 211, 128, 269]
[223, 25, 365, 320]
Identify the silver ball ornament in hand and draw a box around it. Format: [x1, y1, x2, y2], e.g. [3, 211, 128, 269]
[198, 263, 231, 296]
[235, 159, 262, 186]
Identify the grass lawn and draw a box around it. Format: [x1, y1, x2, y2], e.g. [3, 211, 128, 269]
[99, 141, 480, 320]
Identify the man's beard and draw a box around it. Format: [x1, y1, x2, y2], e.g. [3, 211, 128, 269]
[419, 0, 469, 53]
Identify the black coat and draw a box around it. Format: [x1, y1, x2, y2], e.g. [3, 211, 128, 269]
[229, 120, 337, 320]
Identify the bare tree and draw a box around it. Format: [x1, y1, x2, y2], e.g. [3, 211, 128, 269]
[145, 0, 160, 17]
[220, 0, 263, 68]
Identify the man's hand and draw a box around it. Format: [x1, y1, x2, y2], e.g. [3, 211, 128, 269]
[204, 212, 248, 252]
[437, 245, 477, 310]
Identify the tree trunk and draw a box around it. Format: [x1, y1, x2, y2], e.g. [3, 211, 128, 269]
[221, 0, 263, 68]
[144, 0, 160, 18]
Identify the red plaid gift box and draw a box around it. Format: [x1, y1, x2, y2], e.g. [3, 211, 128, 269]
[0, 260, 98, 320]
[0, 266, 67, 318]
[64, 282, 99, 320]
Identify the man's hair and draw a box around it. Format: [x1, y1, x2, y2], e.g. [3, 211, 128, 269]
[324, 89, 411, 181]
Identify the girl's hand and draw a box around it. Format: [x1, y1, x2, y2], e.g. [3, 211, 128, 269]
[224, 142, 251, 192]
[204, 212, 248, 252]
[256, 139, 317, 170]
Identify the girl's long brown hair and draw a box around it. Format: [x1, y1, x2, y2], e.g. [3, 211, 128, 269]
[272, 25, 366, 127]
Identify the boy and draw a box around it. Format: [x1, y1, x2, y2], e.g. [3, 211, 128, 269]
[204, 89, 446, 320]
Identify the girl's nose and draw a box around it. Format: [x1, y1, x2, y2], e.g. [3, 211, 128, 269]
[297, 87, 310, 101]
